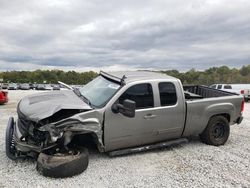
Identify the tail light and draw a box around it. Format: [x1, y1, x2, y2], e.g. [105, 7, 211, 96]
[240, 90, 244, 94]
[241, 99, 244, 113]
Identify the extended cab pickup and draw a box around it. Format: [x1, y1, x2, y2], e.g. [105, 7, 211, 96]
[6, 71, 244, 177]
[210, 84, 250, 102]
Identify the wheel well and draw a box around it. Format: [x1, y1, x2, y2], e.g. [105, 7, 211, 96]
[210, 113, 230, 123]
[70, 133, 99, 151]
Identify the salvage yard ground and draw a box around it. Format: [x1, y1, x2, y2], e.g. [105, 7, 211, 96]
[0, 90, 250, 187]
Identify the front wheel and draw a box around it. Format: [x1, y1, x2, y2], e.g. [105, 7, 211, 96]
[200, 116, 230, 146]
[5, 117, 18, 160]
[36, 147, 89, 178]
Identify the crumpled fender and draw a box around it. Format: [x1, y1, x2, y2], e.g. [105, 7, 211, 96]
[39, 117, 104, 151]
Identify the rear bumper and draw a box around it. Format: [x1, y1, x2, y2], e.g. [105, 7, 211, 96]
[0, 98, 8, 104]
[235, 116, 243, 124]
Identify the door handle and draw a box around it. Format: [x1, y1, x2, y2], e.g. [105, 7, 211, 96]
[143, 114, 157, 119]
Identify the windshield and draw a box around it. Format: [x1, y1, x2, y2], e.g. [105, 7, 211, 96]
[79, 76, 120, 107]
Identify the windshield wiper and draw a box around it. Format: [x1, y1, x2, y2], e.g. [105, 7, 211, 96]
[81, 95, 92, 108]
[73, 87, 81, 97]
[73, 88, 93, 108]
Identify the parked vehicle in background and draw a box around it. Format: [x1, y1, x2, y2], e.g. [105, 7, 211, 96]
[0, 90, 8, 104]
[20, 83, 30, 90]
[17, 84, 21, 90]
[44, 84, 53, 90]
[1, 83, 8, 89]
[52, 84, 60, 90]
[210, 84, 250, 102]
[29, 84, 35, 90]
[6, 71, 244, 178]
[36, 84, 46, 90]
[8, 83, 18, 90]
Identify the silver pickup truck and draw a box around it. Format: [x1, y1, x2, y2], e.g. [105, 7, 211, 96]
[5, 71, 244, 178]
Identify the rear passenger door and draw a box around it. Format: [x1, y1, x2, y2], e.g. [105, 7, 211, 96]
[150, 82, 186, 142]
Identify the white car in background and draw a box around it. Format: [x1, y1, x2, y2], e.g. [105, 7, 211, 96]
[210, 84, 250, 102]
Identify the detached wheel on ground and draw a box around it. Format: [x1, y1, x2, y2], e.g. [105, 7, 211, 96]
[36, 148, 89, 178]
[5, 117, 18, 160]
[200, 115, 230, 146]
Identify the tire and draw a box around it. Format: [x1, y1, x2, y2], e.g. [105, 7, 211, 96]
[5, 117, 18, 160]
[200, 116, 230, 146]
[36, 148, 89, 178]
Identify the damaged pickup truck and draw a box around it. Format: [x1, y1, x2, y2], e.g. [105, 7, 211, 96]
[6, 71, 244, 178]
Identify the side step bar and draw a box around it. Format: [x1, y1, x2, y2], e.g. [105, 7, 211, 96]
[108, 138, 188, 157]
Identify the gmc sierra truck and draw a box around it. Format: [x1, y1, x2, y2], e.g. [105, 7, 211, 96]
[5, 71, 244, 178]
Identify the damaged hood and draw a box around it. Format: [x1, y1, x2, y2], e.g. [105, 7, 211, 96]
[18, 90, 92, 122]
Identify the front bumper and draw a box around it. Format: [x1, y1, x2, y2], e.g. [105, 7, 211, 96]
[10, 117, 56, 153]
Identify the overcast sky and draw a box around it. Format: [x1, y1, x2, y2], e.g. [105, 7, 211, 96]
[0, 0, 249, 72]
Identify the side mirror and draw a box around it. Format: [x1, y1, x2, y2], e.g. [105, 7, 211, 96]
[112, 99, 136, 118]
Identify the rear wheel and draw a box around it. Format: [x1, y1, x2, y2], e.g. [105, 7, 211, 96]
[5, 117, 17, 160]
[200, 116, 229, 146]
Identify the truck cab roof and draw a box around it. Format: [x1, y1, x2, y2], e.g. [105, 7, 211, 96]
[101, 71, 177, 84]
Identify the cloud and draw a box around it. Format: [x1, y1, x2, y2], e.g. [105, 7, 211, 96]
[0, 0, 249, 72]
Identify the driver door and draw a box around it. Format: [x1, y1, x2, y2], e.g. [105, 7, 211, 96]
[104, 83, 158, 151]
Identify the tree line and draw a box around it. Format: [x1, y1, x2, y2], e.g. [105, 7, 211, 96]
[0, 65, 249, 85]
[160, 65, 250, 85]
[0, 70, 98, 85]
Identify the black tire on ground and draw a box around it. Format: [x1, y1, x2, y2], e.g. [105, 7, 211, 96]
[200, 115, 230, 146]
[5, 117, 18, 160]
[36, 148, 89, 178]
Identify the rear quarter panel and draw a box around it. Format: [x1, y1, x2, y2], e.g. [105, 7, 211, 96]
[183, 95, 243, 137]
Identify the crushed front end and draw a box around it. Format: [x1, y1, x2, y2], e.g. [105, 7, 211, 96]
[5, 90, 103, 160]
[6, 110, 83, 159]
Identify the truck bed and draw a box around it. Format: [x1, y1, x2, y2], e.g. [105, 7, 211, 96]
[183, 85, 237, 100]
[182, 85, 242, 137]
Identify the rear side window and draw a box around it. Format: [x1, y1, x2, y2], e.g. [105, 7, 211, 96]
[217, 85, 222, 89]
[158, 82, 177, 106]
[224, 85, 232, 89]
[119, 83, 154, 109]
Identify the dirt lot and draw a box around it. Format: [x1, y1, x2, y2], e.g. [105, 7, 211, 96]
[0, 90, 249, 187]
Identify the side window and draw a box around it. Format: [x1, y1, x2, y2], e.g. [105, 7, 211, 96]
[210, 85, 216, 89]
[119, 83, 154, 109]
[224, 85, 232, 89]
[158, 82, 177, 106]
[217, 85, 222, 89]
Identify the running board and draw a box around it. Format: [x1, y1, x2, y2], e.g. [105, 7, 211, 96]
[108, 138, 188, 157]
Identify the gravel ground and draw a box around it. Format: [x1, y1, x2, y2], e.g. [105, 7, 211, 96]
[0, 90, 249, 188]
